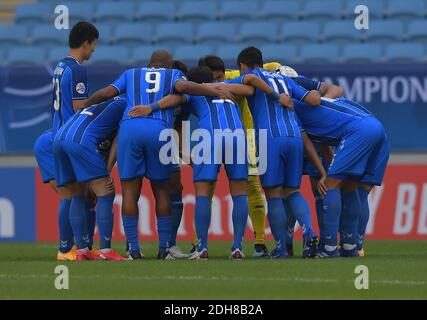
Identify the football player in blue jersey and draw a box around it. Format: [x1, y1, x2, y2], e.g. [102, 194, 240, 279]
[53, 96, 128, 261]
[226, 47, 323, 258]
[34, 21, 99, 261]
[81, 50, 234, 260]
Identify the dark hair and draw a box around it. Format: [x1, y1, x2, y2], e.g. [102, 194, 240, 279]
[198, 55, 225, 73]
[187, 66, 214, 84]
[172, 60, 188, 76]
[236, 46, 263, 69]
[69, 21, 99, 49]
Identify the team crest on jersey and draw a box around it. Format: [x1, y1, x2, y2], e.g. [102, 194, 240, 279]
[76, 82, 86, 94]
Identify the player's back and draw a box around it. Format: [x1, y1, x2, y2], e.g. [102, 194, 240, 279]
[52, 56, 88, 137]
[112, 67, 185, 127]
[55, 96, 127, 147]
[244, 68, 301, 139]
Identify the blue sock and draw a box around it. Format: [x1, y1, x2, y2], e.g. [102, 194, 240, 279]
[96, 194, 115, 250]
[195, 196, 211, 251]
[322, 189, 341, 247]
[169, 193, 183, 247]
[58, 199, 74, 253]
[357, 188, 370, 250]
[86, 200, 96, 250]
[157, 215, 172, 252]
[69, 196, 89, 250]
[286, 192, 315, 239]
[314, 192, 325, 245]
[267, 197, 287, 252]
[122, 215, 139, 253]
[340, 190, 361, 246]
[283, 200, 296, 246]
[231, 195, 248, 251]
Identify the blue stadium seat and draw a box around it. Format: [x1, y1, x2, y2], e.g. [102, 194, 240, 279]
[178, 1, 217, 23]
[47, 47, 69, 65]
[95, 2, 135, 25]
[64, 2, 95, 26]
[7, 47, 46, 66]
[344, 0, 385, 19]
[407, 20, 427, 43]
[219, 1, 259, 24]
[281, 22, 320, 44]
[364, 21, 404, 44]
[113, 23, 153, 47]
[155, 23, 194, 48]
[15, 3, 53, 26]
[216, 44, 247, 63]
[238, 22, 279, 45]
[322, 21, 362, 45]
[95, 24, 113, 45]
[261, 44, 298, 64]
[261, 1, 301, 22]
[384, 43, 425, 63]
[137, 1, 176, 24]
[387, 0, 425, 21]
[31, 25, 68, 49]
[196, 22, 236, 45]
[90, 46, 129, 65]
[299, 44, 339, 63]
[0, 49, 5, 65]
[0, 26, 28, 50]
[303, 0, 343, 22]
[174, 45, 214, 63]
[341, 44, 382, 63]
[132, 45, 171, 66]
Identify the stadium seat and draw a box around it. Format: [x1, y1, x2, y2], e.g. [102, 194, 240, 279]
[95, 2, 135, 25]
[64, 2, 95, 26]
[196, 22, 236, 45]
[219, 1, 259, 24]
[137, 2, 176, 24]
[178, 1, 217, 23]
[15, 3, 53, 26]
[261, 44, 298, 64]
[90, 46, 129, 65]
[344, 0, 385, 19]
[155, 23, 194, 48]
[31, 25, 68, 49]
[384, 43, 425, 63]
[261, 1, 301, 22]
[387, 0, 425, 21]
[174, 45, 214, 63]
[113, 23, 153, 47]
[132, 45, 170, 66]
[364, 21, 404, 44]
[0, 26, 28, 50]
[238, 22, 279, 45]
[299, 44, 339, 63]
[95, 24, 113, 45]
[216, 44, 247, 63]
[280, 22, 320, 44]
[0, 49, 5, 66]
[47, 47, 69, 65]
[322, 21, 362, 45]
[302, 0, 343, 22]
[406, 20, 427, 43]
[341, 44, 382, 63]
[7, 47, 46, 66]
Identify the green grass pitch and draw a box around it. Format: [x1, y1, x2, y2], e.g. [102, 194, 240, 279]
[0, 241, 426, 299]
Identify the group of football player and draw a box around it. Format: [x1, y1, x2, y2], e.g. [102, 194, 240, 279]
[34, 21, 389, 261]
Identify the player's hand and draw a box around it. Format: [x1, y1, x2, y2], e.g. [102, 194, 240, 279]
[317, 175, 328, 198]
[217, 88, 236, 102]
[279, 93, 294, 110]
[106, 175, 115, 193]
[128, 105, 153, 118]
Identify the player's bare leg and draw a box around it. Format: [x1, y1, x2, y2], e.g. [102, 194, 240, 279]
[229, 180, 249, 260]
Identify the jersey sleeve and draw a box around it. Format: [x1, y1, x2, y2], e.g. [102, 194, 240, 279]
[294, 75, 322, 91]
[171, 69, 187, 94]
[71, 65, 88, 100]
[286, 77, 310, 102]
[111, 71, 128, 94]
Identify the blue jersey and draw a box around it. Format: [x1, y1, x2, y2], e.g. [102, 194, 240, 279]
[52, 56, 88, 136]
[293, 75, 322, 91]
[111, 67, 186, 126]
[231, 68, 308, 139]
[294, 97, 371, 145]
[183, 96, 243, 133]
[55, 96, 127, 148]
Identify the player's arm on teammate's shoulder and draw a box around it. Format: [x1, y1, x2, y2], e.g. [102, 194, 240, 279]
[301, 132, 328, 197]
[203, 83, 255, 97]
[318, 83, 344, 99]
[174, 79, 235, 101]
[128, 94, 188, 118]
[82, 85, 118, 109]
[288, 77, 321, 106]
